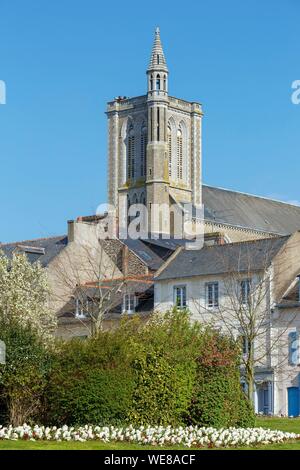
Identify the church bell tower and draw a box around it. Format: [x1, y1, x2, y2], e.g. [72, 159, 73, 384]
[146, 27, 171, 234]
[106, 28, 203, 238]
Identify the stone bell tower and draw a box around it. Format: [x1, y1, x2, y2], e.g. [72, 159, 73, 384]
[145, 27, 171, 233]
[106, 28, 203, 237]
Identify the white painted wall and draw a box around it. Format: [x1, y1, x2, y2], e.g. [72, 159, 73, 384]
[154, 273, 300, 415]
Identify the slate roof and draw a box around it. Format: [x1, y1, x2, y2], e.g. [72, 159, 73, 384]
[121, 237, 167, 271]
[0, 236, 68, 267]
[277, 279, 300, 308]
[155, 236, 289, 281]
[59, 277, 154, 320]
[203, 185, 300, 235]
[82, 276, 154, 296]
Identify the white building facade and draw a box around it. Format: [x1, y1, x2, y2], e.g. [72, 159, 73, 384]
[154, 233, 300, 416]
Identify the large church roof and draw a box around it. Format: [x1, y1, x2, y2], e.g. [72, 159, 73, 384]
[203, 185, 300, 236]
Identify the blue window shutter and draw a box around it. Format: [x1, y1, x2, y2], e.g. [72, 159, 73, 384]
[289, 331, 299, 365]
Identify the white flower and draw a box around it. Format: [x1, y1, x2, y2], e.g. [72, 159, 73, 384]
[0, 423, 298, 447]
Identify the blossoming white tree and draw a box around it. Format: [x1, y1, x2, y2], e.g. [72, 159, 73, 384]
[0, 251, 57, 340]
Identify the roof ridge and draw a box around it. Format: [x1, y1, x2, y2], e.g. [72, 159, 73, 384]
[0, 235, 66, 247]
[183, 235, 289, 253]
[203, 184, 300, 208]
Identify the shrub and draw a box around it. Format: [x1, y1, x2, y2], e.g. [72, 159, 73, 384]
[187, 331, 255, 428]
[0, 321, 52, 426]
[127, 310, 200, 425]
[46, 336, 134, 426]
[128, 349, 196, 426]
[46, 310, 255, 428]
[46, 312, 200, 426]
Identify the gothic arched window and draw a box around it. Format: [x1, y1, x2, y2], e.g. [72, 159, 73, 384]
[133, 193, 139, 229]
[128, 125, 135, 180]
[156, 74, 161, 91]
[140, 192, 146, 206]
[167, 126, 172, 178]
[177, 127, 183, 180]
[127, 195, 131, 226]
[140, 124, 147, 177]
[163, 75, 167, 91]
[150, 74, 153, 91]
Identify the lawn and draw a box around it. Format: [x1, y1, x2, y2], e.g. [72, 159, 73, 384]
[0, 417, 300, 450]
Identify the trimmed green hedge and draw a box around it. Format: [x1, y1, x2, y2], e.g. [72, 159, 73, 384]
[187, 331, 255, 428]
[46, 333, 134, 426]
[128, 350, 196, 426]
[45, 311, 254, 428]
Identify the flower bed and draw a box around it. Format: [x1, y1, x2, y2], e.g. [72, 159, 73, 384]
[0, 424, 299, 448]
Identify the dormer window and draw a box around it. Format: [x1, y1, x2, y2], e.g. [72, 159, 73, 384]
[123, 294, 137, 314]
[75, 298, 89, 319]
[17, 245, 45, 255]
[157, 54, 160, 64]
[13, 245, 45, 262]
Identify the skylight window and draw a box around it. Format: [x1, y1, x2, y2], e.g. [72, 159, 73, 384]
[15, 245, 45, 255]
[138, 251, 152, 261]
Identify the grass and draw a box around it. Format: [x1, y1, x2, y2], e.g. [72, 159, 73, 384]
[0, 417, 300, 450]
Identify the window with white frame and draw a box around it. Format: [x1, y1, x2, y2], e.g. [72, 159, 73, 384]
[123, 293, 137, 314]
[174, 285, 187, 309]
[75, 298, 89, 318]
[240, 278, 252, 305]
[241, 335, 250, 355]
[288, 331, 299, 365]
[206, 282, 219, 308]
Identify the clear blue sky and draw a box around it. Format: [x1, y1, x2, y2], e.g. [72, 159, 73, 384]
[0, 0, 299, 243]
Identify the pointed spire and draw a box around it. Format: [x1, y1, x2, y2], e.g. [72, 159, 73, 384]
[148, 27, 168, 72]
